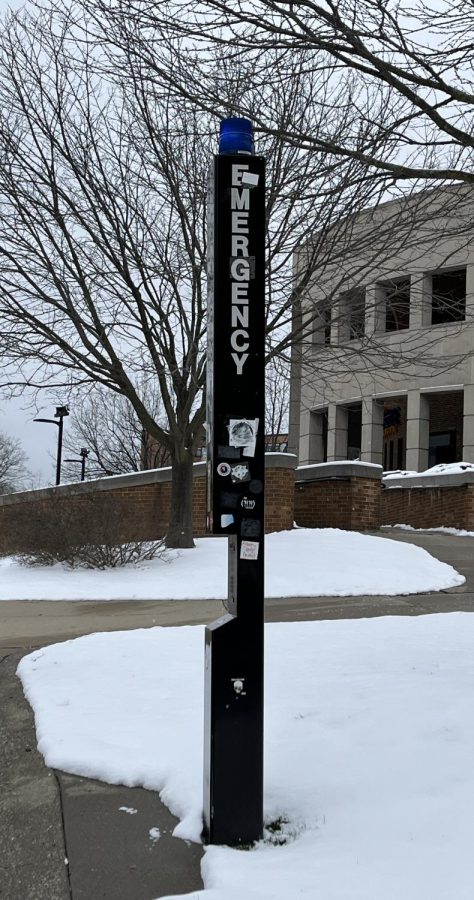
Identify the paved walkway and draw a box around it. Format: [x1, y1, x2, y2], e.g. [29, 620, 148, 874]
[1, 528, 473, 899]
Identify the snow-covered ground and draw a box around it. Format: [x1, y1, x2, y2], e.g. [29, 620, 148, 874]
[18, 614, 474, 900]
[0, 528, 464, 600]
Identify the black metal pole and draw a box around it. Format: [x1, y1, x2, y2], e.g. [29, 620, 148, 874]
[80, 450, 88, 481]
[204, 119, 265, 847]
[56, 414, 63, 486]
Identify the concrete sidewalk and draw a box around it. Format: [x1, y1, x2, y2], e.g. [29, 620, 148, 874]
[1, 528, 473, 899]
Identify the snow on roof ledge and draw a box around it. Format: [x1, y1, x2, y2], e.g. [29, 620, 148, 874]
[383, 462, 474, 489]
[296, 461, 382, 482]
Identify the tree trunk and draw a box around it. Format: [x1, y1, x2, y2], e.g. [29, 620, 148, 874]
[166, 449, 196, 548]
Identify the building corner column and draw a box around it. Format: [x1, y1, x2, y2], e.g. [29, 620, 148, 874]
[327, 404, 348, 461]
[361, 398, 384, 465]
[405, 390, 429, 472]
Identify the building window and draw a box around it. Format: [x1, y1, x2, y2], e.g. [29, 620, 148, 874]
[388, 440, 394, 470]
[313, 302, 331, 346]
[397, 437, 404, 470]
[348, 289, 365, 340]
[428, 431, 457, 467]
[383, 278, 410, 332]
[431, 269, 466, 325]
[323, 305, 331, 345]
[347, 405, 362, 459]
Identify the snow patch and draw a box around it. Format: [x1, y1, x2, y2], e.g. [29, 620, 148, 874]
[0, 528, 463, 601]
[18, 616, 474, 900]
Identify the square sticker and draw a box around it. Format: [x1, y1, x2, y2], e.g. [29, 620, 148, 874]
[240, 540, 259, 560]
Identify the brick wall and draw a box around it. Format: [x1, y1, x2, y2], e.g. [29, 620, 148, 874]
[8, 458, 474, 549]
[0, 455, 296, 556]
[265, 464, 295, 533]
[294, 463, 382, 531]
[381, 482, 474, 530]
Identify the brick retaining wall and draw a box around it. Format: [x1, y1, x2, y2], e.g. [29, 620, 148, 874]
[0, 455, 297, 555]
[8, 456, 474, 551]
[294, 462, 382, 531]
[381, 470, 474, 530]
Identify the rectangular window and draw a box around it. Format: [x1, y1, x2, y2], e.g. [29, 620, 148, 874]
[347, 405, 362, 459]
[349, 289, 366, 340]
[383, 278, 410, 332]
[313, 302, 331, 346]
[323, 305, 331, 345]
[388, 440, 394, 470]
[431, 269, 466, 325]
[397, 437, 404, 471]
[428, 431, 456, 467]
[322, 410, 328, 462]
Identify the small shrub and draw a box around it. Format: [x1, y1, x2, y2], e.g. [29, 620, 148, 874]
[19, 539, 167, 569]
[9, 492, 168, 569]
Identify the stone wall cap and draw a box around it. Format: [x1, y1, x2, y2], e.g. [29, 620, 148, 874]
[0, 462, 207, 506]
[264, 452, 298, 469]
[296, 461, 382, 482]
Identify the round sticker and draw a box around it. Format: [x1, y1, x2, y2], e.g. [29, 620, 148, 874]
[217, 462, 231, 477]
[249, 479, 263, 494]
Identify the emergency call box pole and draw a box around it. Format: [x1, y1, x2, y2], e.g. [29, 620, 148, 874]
[204, 119, 265, 846]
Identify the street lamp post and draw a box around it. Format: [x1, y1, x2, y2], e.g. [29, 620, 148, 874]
[65, 447, 89, 482]
[34, 405, 70, 485]
[80, 447, 89, 481]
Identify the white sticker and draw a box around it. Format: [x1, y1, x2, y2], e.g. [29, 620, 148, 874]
[228, 418, 258, 457]
[240, 540, 259, 560]
[231, 462, 250, 483]
[241, 172, 259, 187]
[221, 514, 234, 528]
[217, 462, 231, 477]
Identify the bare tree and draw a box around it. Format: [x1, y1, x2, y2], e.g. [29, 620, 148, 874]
[0, 9, 209, 546]
[2, 3, 470, 545]
[265, 360, 289, 452]
[0, 431, 28, 493]
[117, 0, 474, 185]
[62, 386, 168, 481]
[82, 1, 474, 374]
[0, 6, 394, 545]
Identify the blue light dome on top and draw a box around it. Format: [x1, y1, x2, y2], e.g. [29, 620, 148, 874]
[219, 118, 254, 155]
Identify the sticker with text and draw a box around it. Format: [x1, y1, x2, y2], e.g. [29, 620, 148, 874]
[217, 462, 231, 477]
[240, 540, 259, 560]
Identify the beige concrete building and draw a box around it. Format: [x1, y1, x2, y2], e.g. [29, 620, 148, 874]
[290, 184, 474, 471]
